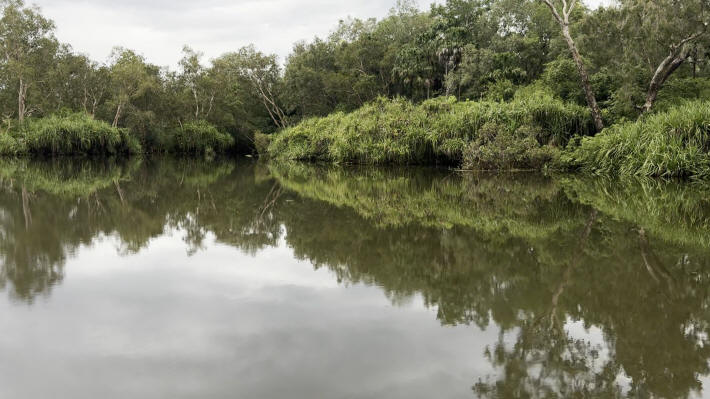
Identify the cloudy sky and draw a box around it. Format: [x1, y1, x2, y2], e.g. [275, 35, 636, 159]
[31, 0, 612, 68]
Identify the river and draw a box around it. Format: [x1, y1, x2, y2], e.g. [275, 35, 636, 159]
[1, 157, 709, 398]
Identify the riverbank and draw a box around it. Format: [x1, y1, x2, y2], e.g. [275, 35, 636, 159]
[0, 113, 234, 156]
[3, 98, 710, 179]
[263, 91, 595, 169]
[261, 96, 710, 179]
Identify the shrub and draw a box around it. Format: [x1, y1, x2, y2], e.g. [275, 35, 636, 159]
[21, 113, 141, 155]
[267, 92, 593, 169]
[463, 123, 560, 170]
[0, 134, 26, 155]
[172, 120, 235, 155]
[254, 131, 272, 157]
[654, 78, 710, 114]
[562, 100, 710, 178]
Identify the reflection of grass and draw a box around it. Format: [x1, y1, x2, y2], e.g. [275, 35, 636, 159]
[154, 157, 236, 188]
[0, 157, 142, 197]
[269, 161, 584, 244]
[561, 176, 710, 249]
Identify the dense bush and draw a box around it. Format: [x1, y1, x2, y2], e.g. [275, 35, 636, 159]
[562, 101, 710, 178]
[253, 131, 272, 157]
[266, 91, 594, 168]
[172, 120, 235, 155]
[462, 123, 561, 170]
[654, 78, 710, 114]
[20, 113, 141, 155]
[0, 133, 26, 155]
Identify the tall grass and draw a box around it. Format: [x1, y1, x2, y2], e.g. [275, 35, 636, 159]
[21, 113, 141, 155]
[0, 133, 27, 155]
[172, 120, 235, 155]
[563, 101, 710, 178]
[266, 91, 594, 168]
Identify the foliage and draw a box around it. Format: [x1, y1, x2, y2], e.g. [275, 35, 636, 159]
[0, 0, 707, 162]
[172, 120, 235, 155]
[563, 101, 710, 178]
[267, 92, 593, 168]
[21, 112, 141, 155]
[253, 131, 272, 157]
[562, 175, 710, 249]
[0, 132, 26, 155]
[462, 122, 561, 170]
[0, 0, 57, 122]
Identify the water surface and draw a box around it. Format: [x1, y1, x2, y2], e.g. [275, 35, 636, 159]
[1, 157, 710, 398]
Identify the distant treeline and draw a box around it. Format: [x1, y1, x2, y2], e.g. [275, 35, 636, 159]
[0, 0, 708, 159]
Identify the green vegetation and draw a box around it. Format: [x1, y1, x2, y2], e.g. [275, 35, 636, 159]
[21, 113, 141, 155]
[0, 0, 707, 169]
[0, 113, 141, 155]
[269, 162, 586, 247]
[170, 120, 235, 155]
[562, 175, 710, 248]
[563, 101, 710, 178]
[267, 93, 593, 167]
[0, 157, 140, 197]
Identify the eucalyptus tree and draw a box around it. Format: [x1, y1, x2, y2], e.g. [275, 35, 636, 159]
[283, 4, 432, 118]
[107, 48, 158, 128]
[539, 0, 605, 131]
[0, 0, 58, 123]
[213, 46, 287, 129]
[178, 46, 216, 121]
[43, 51, 110, 117]
[282, 39, 339, 119]
[618, 0, 710, 113]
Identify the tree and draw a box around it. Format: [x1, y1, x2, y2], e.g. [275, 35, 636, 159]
[44, 51, 109, 117]
[618, 0, 709, 113]
[214, 46, 287, 129]
[0, 0, 58, 123]
[540, 0, 605, 131]
[108, 48, 157, 127]
[178, 46, 215, 120]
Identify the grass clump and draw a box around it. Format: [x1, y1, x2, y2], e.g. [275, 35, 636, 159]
[253, 131, 272, 158]
[172, 120, 235, 155]
[21, 113, 141, 155]
[462, 123, 561, 170]
[0, 133, 26, 155]
[266, 91, 594, 168]
[563, 101, 710, 178]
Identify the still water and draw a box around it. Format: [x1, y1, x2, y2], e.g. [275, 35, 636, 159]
[1, 157, 710, 398]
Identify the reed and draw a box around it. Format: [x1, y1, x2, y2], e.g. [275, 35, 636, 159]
[563, 101, 710, 178]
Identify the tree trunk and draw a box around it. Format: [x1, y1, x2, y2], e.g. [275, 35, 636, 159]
[91, 98, 98, 118]
[18, 79, 27, 124]
[640, 32, 705, 114]
[193, 88, 200, 119]
[112, 103, 123, 128]
[541, 0, 604, 132]
[22, 185, 31, 230]
[640, 48, 690, 114]
[83, 88, 89, 115]
[561, 25, 604, 132]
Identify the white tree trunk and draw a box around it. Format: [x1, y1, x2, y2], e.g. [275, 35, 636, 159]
[18, 79, 27, 124]
[112, 103, 123, 128]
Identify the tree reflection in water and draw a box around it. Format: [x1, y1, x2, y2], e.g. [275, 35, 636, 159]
[1, 157, 710, 398]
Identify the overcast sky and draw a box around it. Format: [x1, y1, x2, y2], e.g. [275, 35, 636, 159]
[31, 0, 612, 69]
